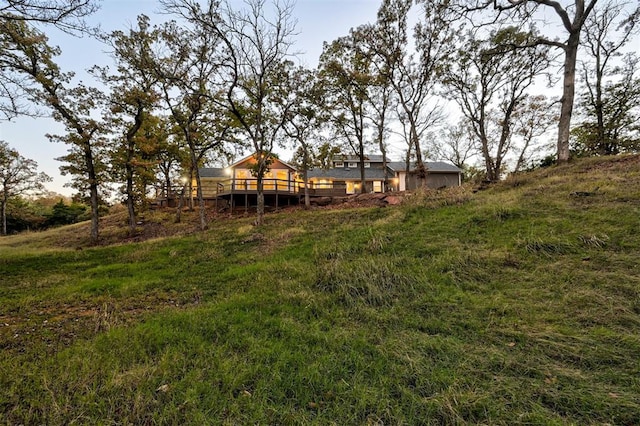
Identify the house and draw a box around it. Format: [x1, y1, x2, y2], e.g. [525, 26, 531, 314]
[189, 152, 462, 209]
[196, 154, 301, 209]
[307, 155, 392, 195]
[307, 155, 462, 194]
[387, 161, 463, 191]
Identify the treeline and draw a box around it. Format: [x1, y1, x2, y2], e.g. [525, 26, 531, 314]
[4, 196, 89, 235]
[0, 0, 638, 243]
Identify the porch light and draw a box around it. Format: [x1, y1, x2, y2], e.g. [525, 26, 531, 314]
[225, 168, 232, 175]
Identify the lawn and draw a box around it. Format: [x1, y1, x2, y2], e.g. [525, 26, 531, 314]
[1, 155, 639, 424]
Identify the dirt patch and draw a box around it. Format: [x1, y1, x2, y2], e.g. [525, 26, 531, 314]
[0, 291, 201, 356]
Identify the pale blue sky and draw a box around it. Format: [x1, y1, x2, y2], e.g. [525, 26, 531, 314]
[0, 0, 385, 196]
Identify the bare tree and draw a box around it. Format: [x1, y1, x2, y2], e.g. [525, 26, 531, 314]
[512, 95, 556, 172]
[432, 120, 477, 169]
[0, 0, 98, 32]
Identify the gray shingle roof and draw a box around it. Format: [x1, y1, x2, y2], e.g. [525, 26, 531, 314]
[335, 154, 385, 162]
[387, 161, 462, 173]
[199, 168, 228, 178]
[307, 167, 391, 180]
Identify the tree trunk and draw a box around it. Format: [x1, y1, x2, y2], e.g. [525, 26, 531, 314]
[83, 143, 100, 245]
[358, 140, 366, 194]
[303, 168, 310, 209]
[1, 199, 6, 236]
[175, 184, 186, 223]
[256, 177, 264, 226]
[557, 33, 581, 163]
[194, 166, 207, 231]
[126, 165, 136, 235]
[303, 144, 310, 209]
[410, 117, 426, 187]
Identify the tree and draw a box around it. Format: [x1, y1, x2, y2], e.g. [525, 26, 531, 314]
[0, 141, 50, 235]
[457, 0, 600, 164]
[373, 0, 455, 185]
[573, 53, 640, 155]
[511, 95, 556, 172]
[0, 0, 99, 119]
[151, 18, 234, 230]
[98, 15, 162, 235]
[282, 66, 326, 208]
[0, 0, 98, 31]
[164, 0, 298, 226]
[319, 28, 374, 194]
[1, 19, 105, 243]
[443, 27, 552, 180]
[45, 199, 87, 227]
[431, 120, 476, 169]
[574, 0, 640, 155]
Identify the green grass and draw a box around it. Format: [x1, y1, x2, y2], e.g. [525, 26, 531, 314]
[1, 155, 640, 424]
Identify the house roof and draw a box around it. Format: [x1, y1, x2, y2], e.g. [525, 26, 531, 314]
[335, 154, 385, 163]
[199, 168, 228, 178]
[387, 161, 462, 174]
[229, 154, 297, 171]
[307, 167, 391, 180]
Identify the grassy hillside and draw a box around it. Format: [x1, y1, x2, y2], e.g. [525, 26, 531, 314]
[1, 155, 639, 425]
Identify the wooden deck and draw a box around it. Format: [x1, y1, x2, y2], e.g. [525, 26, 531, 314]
[155, 178, 350, 208]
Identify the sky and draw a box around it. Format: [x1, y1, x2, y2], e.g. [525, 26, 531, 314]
[0, 0, 386, 196]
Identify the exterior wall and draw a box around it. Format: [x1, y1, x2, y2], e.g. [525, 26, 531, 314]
[230, 157, 297, 192]
[405, 172, 461, 190]
[426, 173, 461, 189]
[397, 172, 407, 191]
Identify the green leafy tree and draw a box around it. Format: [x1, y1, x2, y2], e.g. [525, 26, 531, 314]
[0, 141, 50, 235]
[97, 15, 163, 234]
[442, 27, 552, 181]
[1, 18, 105, 244]
[151, 17, 235, 229]
[163, 0, 298, 226]
[456, 0, 600, 164]
[282, 66, 326, 208]
[319, 29, 375, 194]
[45, 199, 87, 227]
[574, 0, 640, 155]
[0, 0, 99, 119]
[573, 54, 640, 155]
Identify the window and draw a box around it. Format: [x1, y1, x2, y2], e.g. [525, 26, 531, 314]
[348, 162, 358, 168]
[373, 181, 382, 192]
[364, 162, 371, 168]
[334, 161, 344, 168]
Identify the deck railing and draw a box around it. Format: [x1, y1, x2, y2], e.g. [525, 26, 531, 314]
[195, 178, 349, 198]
